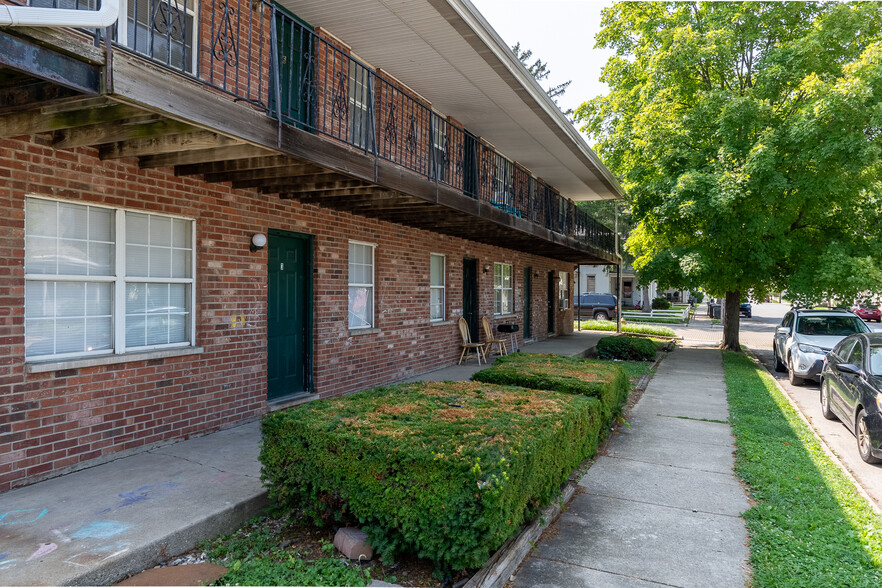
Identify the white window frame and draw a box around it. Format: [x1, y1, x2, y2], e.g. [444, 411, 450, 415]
[348, 240, 376, 330]
[494, 262, 513, 315]
[116, 0, 198, 74]
[349, 60, 372, 149]
[559, 271, 569, 310]
[429, 253, 445, 322]
[24, 196, 196, 362]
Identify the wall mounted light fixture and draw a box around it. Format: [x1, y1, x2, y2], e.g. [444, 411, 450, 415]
[250, 233, 267, 252]
[483, 264, 491, 273]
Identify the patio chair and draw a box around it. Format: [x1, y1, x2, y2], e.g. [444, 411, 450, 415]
[481, 316, 508, 358]
[458, 317, 485, 365]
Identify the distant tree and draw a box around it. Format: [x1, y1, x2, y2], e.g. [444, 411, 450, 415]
[512, 42, 573, 117]
[576, 1, 882, 350]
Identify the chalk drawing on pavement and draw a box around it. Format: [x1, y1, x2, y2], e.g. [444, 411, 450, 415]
[0, 508, 48, 525]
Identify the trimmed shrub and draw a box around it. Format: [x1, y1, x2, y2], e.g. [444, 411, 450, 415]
[651, 296, 672, 310]
[596, 335, 658, 361]
[260, 381, 604, 576]
[471, 353, 629, 422]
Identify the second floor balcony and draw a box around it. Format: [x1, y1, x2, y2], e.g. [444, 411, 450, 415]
[2, 0, 622, 263]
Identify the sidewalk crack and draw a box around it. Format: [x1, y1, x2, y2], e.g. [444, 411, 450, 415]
[525, 556, 682, 587]
[146, 450, 260, 479]
[577, 490, 745, 519]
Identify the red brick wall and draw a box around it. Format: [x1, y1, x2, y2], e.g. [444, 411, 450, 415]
[0, 134, 574, 491]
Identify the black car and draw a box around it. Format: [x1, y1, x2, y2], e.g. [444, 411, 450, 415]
[819, 332, 882, 464]
[573, 292, 618, 321]
[739, 302, 752, 318]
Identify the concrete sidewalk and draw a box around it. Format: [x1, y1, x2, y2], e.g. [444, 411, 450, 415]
[512, 347, 751, 587]
[0, 331, 605, 586]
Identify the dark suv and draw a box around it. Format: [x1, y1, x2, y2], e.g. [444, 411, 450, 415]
[573, 292, 618, 320]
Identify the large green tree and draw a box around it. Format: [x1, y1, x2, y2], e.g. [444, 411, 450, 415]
[577, 1, 882, 349]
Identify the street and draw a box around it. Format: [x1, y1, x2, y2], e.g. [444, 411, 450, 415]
[678, 302, 882, 510]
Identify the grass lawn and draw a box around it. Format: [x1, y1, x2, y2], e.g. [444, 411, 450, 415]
[575, 319, 676, 337]
[724, 351, 882, 586]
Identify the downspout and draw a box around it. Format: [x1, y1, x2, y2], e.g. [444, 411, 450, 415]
[0, 0, 119, 28]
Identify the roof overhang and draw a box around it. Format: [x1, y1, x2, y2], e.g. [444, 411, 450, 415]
[279, 0, 624, 201]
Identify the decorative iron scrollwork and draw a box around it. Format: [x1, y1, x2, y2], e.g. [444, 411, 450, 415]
[332, 68, 349, 119]
[405, 115, 417, 154]
[212, 2, 238, 66]
[384, 99, 397, 145]
[153, 0, 186, 42]
[299, 42, 317, 111]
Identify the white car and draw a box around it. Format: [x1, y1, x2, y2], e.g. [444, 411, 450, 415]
[773, 309, 870, 385]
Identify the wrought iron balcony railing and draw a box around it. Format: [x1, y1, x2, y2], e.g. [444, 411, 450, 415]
[25, 0, 616, 255]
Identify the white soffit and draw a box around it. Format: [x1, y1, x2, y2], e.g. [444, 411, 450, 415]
[280, 0, 623, 201]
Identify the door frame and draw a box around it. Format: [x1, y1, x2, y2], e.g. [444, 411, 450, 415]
[463, 258, 479, 339]
[523, 266, 532, 339]
[547, 270, 556, 335]
[268, 228, 314, 399]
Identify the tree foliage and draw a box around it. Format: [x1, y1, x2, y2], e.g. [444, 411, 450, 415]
[576, 1, 882, 348]
[512, 42, 574, 116]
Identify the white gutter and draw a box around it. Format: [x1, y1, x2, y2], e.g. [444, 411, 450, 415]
[0, 0, 119, 28]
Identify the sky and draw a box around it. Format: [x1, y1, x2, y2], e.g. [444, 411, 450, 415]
[469, 0, 615, 118]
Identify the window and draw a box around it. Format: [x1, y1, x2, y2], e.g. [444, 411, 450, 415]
[348, 241, 375, 329]
[559, 272, 569, 310]
[25, 197, 194, 360]
[117, 0, 197, 73]
[585, 274, 596, 292]
[493, 263, 513, 315]
[349, 60, 371, 149]
[430, 253, 445, 321]
[432, 116, 447, 182]
[493, 156, 513, 207]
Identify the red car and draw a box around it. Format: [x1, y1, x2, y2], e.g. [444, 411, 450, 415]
[850, 305, 882, 322]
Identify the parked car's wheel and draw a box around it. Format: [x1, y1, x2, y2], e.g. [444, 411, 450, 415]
[746, 312, 752, 318]
[774, 348, 786, 372]
[788, 355, 805, 386]
[594, 311, 609, 321]
[856, 409, 882, 464]
[877, 318, 881, 323]
[820, 380, 837, 421]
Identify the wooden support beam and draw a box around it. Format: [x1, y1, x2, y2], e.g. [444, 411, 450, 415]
[203, 163, 324, 184]
[1, 102, 143, 138]
[0, 80, 81, 114]
[139, 144, 274, 169]
[176, 155, 302, 176]
[98, 131, 244, 159]
[259, 179, 371, 195]
[52, 118, 195, 149]
[281, 187, 379, 200]
[232, 172, 343, 190]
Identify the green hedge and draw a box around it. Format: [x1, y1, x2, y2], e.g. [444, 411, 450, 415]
[596, 335, 658, 361]
[260, 381, 604, 575]
[471, 353, 629, 422]
[651, 296, 672, 310]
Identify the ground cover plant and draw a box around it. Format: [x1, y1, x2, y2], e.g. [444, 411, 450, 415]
[575, 319, 676, 337]
[596, 336, 658, 362]
[724, 352, 882, 586]
[470, 353, 628, 423]
[261, 381, 605, 577]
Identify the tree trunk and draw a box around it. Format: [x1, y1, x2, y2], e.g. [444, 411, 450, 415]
[722, 290, 741, 351]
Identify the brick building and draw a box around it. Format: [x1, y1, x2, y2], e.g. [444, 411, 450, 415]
[0, 0, 623, 491]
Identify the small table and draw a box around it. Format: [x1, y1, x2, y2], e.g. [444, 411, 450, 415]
[497, 323, 520, 353]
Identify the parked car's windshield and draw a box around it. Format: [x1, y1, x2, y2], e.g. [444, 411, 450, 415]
[870, 346, 882, 375]
[796, 316, 869, 336]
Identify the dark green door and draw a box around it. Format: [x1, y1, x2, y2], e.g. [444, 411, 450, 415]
[463, 258, 479, 339]
[270, 6, 313, 127]
[523, 267, 532, 339]
[547, 271, 556, 335]
[267, 231, 311, 400]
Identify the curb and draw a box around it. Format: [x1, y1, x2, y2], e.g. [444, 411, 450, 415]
[745, 348, 881, 514]
[80, 491, 270, 585]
